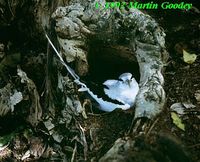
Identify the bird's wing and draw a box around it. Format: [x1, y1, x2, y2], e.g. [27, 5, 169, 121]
[104, 78, 139, 106]
[84, 83, 130, 112]
[104, 88, 125, 104]
[103, 81, 127, 103]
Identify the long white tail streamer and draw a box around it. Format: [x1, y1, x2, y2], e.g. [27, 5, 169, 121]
[45, 34, 129, 111]
[45, 34, 80, 81]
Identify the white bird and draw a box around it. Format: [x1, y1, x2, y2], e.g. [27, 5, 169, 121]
[45, 35, 139, 112]
[103, 72, 139, 108]
[76, 73, 139, 112]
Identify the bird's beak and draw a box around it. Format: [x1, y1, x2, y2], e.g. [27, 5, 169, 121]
[127, 80, 131, 87]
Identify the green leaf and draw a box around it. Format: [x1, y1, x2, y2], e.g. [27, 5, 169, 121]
[171, 112, 185, 131]
[183, 49, 197, 64]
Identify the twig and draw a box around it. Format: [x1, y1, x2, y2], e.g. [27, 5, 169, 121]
[146, 117, 159, 137]
[78, 123, 88, 161]
[188, 143, 200, 148]
[8, 0, 14, 18]
[129, 118, 141, 135]
[71, 141, 77, 162]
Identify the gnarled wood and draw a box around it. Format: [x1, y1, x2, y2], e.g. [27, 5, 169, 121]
[52, 0, 168, 119]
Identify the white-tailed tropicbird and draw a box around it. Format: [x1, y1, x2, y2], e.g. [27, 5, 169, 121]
[103, 73, 139, 110]
[76, 73, 139, 112]
[45, 34, 139, 112]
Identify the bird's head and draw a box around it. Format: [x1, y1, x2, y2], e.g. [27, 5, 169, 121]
[118, 73, 133, 86]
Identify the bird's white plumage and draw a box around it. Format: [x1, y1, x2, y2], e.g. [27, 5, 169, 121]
[76, 72, 139, 112]
[103, 73, 139, 108]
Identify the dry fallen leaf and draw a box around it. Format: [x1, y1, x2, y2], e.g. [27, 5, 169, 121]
[170, 102, 195, 115]
[194, 90, 200, 103]
[171, 112, 185, 131]
[170, 103, 184, 115]
[183, 49, 197, 64]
